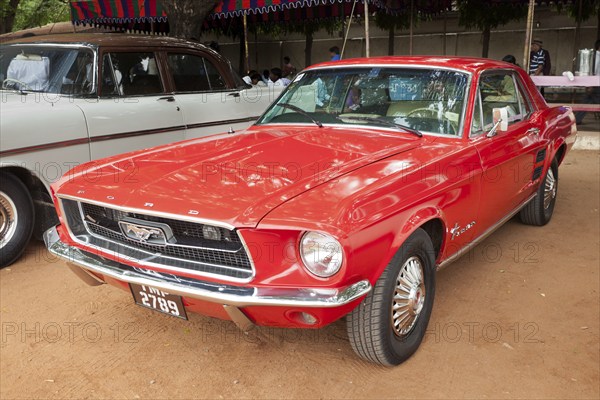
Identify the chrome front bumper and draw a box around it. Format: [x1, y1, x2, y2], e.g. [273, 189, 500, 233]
[44, 226, 371, 310]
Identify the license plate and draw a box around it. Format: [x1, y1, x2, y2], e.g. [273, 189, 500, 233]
[130, 283, 188, 320]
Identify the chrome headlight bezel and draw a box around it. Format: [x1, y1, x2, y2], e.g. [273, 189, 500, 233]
[299, 231, 344, 278]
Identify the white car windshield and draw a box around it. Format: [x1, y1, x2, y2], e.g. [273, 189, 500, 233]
[257, 66, 469, 136]
[0, 45, 95, 95]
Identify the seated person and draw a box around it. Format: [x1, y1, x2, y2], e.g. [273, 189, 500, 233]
[484, 76, 516, 102]
[344, 87, 362, 111]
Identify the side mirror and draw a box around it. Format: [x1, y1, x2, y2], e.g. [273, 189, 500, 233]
[487, 107, 509, 137]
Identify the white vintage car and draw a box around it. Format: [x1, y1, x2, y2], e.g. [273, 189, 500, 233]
[0, 34, 282, 267]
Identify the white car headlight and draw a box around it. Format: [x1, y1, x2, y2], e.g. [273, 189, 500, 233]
[300, 231, 344, 278]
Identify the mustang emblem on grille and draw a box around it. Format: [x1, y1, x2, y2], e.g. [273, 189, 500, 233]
[120, 222, 167, 245]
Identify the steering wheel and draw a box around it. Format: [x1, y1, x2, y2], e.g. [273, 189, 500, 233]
[406, 107, 457, 134]
[2, 78, 33, 91]
[406, 107, 443, 119]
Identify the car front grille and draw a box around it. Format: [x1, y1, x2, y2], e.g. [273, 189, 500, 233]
[60, 199, 254, 281]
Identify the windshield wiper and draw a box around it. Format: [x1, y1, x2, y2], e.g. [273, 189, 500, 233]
[278, 103, 323, 128]
[336, 115, 422, 138]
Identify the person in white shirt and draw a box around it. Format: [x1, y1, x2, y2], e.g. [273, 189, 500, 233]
[250, 72, 266, 87]
[267, 67, 290, 87]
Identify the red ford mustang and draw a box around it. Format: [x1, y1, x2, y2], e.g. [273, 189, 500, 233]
[45, 57, 576, 365]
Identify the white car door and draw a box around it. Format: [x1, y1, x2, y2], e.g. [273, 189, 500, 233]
[77, 50, 185, 160]
[165, 51, 280, 139]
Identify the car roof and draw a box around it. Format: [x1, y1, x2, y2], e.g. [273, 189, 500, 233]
[2, 33, 211, 52]
[306, 56, 518, 74]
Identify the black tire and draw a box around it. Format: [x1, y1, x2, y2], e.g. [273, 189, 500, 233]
[347, 228, 436, 366]
[0, 172, 35, 268]
[520, 159, 558, 226]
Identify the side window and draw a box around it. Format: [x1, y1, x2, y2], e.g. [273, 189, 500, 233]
[61, 50, 95, 95]
[101, 52, 162, 96]
[515, 81, 533, 117]
[479, 72, 527, 131]
[101, 54, 120, 96]
[204, 59, 226, 90]
[168, 53, 226, 92]
[471, 88, 484, 135]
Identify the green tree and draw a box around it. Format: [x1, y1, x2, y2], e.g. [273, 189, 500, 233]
[11, 0, 69, 32]
[456, 0, 528, 58]
[0, 0, 21, 34]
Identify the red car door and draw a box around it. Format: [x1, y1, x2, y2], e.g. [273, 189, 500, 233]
[470, 71, 545, 232]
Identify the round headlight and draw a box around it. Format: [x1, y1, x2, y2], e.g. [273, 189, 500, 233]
[300, 231, 344, 278]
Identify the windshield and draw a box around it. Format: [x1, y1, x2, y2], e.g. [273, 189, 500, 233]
[257, 66, 469, 136]
[0, 45, 95, 95]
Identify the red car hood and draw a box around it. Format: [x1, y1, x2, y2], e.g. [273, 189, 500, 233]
[56, 126, 421, 227]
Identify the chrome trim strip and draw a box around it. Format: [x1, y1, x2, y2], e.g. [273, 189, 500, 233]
[305, 63, 473, 76]
[58, 195, 236, 230]
[185, 116, 259, 130]
[44, 227, 371, 308]
[437, 193, 537, 270]
[75, 231, 253, 275]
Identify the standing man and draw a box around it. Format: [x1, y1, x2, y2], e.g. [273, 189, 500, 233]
[329, 46, 341, 61]
[529, 38, 550, 76]
[282, 56, 296, 78]
[529, 38, 551, 95]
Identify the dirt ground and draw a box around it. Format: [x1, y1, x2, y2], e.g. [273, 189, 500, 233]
[1, 150, 598, 399]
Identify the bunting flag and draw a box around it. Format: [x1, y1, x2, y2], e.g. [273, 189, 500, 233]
[210, 0, 369, 25]
[209, 0, 453, 20]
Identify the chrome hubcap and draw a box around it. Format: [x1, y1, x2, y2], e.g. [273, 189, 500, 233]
[0, 191, 18, 249]
[543, 168, 557, 210]
[392, 256, 426, 337]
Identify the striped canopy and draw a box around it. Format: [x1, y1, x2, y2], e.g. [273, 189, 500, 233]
[70, 0, 167, 25]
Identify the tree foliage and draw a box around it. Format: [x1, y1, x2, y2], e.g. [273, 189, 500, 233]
[457, 0, 527, 31]
[10, 0, 69, 32]
[456, 0, 528, 57]
[555, 0, 599, 23]
[0, 0, 21, 34]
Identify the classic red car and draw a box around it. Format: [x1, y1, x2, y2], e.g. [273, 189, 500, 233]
[45, 57, 576, 365]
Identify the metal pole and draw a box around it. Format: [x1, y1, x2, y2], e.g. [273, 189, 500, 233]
[364, 0, 370, 57]
[341, 0, 358, 59]
[573, 0, 583, 63]
[442, 9, 447, 55]
[243, 14, 249, 73]
[523, 0, 535, 72]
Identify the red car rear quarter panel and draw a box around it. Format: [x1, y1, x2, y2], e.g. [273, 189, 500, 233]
[258, 137, 483, 286]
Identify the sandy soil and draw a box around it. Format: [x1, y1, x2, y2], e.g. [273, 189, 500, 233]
[1, 150, 598, 399]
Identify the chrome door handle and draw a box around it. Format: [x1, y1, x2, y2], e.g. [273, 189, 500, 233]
[157, 96, 175, 102]
[527, 127, 540, 135]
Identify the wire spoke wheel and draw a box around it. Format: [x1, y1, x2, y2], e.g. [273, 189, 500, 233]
[392, 256, 426, 337]
[543, 167, 557, 210]
[0, 191, 18, 249]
